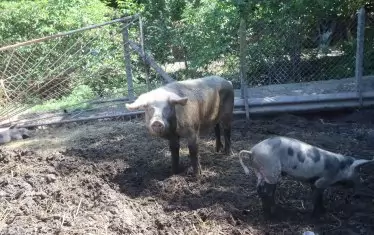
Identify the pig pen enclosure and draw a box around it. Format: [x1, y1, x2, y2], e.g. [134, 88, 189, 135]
[1, 8, 374, 235]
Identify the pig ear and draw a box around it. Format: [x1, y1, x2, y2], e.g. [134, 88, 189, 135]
[169, 96, 188, 106]
[125, 99, 148, 111]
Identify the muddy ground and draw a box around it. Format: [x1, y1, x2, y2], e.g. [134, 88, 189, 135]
[1, 109, 374, 235]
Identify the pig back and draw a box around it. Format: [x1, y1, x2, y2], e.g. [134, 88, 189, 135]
[165, 76, 234, 135]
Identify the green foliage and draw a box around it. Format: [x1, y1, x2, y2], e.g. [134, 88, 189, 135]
[132, 0, 373, 85]
[180, 0, 238, 69]
[117, 0, 145, 15]
[0, 0, 135, 108]
[1, 0, 373, 114]
[0, 0, 112, 45]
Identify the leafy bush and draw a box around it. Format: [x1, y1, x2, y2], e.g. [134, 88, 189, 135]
[0, 0, 113, 45]
[1, 0, 373, 113]
[0, 0, 135, 105]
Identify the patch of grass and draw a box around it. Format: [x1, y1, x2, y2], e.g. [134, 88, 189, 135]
[30, 85, 95, 112]
[28, 81, 156, 114]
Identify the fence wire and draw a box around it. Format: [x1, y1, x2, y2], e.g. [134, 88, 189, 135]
[142, 6, 373, 90]
[1, 7, 374, 127]
[0, 16, 148, 126]
[244, 16, 358, 86]
[364, 10, 374, 77]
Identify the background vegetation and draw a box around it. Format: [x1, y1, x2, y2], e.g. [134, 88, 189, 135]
[0, 0, 373, 112]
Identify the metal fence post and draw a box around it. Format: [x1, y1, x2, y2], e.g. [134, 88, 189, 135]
[122, 23, 134, 100]
[239, 16, 250, 121]
[138, 15, 150, 91]
[355, 7, 365, 107]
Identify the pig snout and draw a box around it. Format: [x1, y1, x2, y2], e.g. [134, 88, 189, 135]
[150, 119, 165, 134]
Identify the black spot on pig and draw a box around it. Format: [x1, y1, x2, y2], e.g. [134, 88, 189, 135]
[287, 147, 294, 156]
[308, 148, 321, 162]
[324, 156, 340, 174]
[339, 156, 354, 169]
[297, 152, 305, 163]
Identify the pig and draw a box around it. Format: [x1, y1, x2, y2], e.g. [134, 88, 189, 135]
[238, 136, 374, 219]
[0, 126, 31, 144]
[125, 76, 235, 176]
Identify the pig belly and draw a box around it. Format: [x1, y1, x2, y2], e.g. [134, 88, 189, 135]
[282, 162, 324, 180]
[199, 114, 221, 131]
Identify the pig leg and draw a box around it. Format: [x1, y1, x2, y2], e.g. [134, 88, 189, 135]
[219, 90, 233, 155]
[257, 179, 277, 219]
[188, 134, 201, 176]
[169, 136, 180, 175]
[223, 127, 231, 155]
[311, 178, 330, 217]
[214, 124, 223, 152]
[255, 159, 281, 219]
[310, 185, 326, 217]
[221, 115, 232, 155]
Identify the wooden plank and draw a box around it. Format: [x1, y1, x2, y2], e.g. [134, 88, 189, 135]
[11, 90, 374, 128]
[234, 91, 374, 107]
[14, 111, 145, 128]
[128, 40, 175, 84]
[234, 99, 374, 115]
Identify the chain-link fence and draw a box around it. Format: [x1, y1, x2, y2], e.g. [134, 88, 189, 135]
[1, 5, 374, 127]
[0, 14, 156, 126]
[141, 5, 373, 88]
[364, 9, 374, 77]
[244, 13, 358, 86]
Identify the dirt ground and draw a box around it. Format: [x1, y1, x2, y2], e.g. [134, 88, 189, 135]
[1, 109, 374, 235]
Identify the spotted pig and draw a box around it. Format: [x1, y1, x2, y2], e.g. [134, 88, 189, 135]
[238, 136, 374, 219]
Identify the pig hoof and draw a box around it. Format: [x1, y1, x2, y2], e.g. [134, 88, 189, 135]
[223, 148, 231, 155]
[311, 207, 326, 218]
[171, 165, 180, 175]
[215, 143, 223, 152]
[261, 204, 276, 220]
[263, 210, 276, 221]
[187, 167, 202, 177]
[186, 167, 193, 175]
[194, 168, 202, 177]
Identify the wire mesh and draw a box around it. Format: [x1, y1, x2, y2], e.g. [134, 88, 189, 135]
[364, 9, 374, 77]
[141, 7, 371, 90]
[244, 15, 358, 87]
[0, 16, 148, 126]
[1, 7, 373, 127]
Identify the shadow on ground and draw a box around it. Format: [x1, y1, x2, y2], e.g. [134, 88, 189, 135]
[61, 111, 374, 234]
